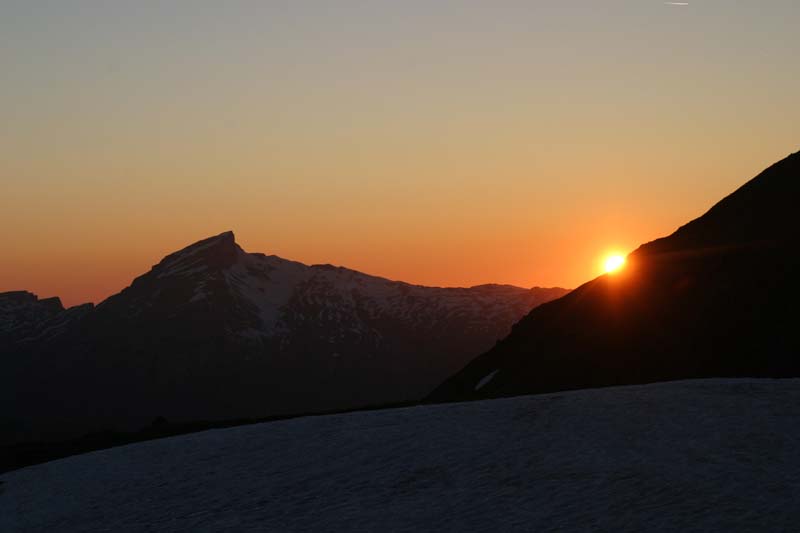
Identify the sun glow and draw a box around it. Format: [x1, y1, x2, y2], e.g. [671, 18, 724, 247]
[603, 254, 626, 274]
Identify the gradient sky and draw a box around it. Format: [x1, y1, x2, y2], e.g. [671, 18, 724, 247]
[2, 1, 798, 307]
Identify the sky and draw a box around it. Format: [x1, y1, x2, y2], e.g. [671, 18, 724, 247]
[2, 1, 798, 307]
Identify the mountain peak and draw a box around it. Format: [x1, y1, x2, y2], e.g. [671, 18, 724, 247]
[151, 231, 241, 277]
[197, 230, 236, 247]
[0, 291, 64, 312]
[0, 291, 66, 337]
[215, 230, 235, 241]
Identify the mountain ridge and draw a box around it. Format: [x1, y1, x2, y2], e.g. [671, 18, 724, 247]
[1, 233, 568, 444]
[429, 150, 800, 402]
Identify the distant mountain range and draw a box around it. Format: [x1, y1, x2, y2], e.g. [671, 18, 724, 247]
[430, 151, 800, 402]
[0, 234, 567, 443]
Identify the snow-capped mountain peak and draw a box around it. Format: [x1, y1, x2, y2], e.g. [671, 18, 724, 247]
[1, 232, 568, 443]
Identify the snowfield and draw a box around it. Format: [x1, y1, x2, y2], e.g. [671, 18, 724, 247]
[4, 379, 800, 532]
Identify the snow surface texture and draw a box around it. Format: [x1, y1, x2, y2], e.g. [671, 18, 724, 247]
[4, 379, 800, 532]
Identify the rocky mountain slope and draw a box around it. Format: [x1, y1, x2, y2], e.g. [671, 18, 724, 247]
[0, 292, 91, 347]
[430, 151, 800, 402]
[0, 235, 566, 443]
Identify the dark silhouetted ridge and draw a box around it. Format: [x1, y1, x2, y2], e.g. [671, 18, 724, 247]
[429, 151, 800, 403]
[639, 150, 800, 255]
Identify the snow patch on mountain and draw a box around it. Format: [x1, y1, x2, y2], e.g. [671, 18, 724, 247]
[213, 241, 564, 345]
[475, 369, 499, 391]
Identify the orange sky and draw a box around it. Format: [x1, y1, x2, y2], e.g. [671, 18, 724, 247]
[3, 145, 792, 307]
[2, 2, 798, 307]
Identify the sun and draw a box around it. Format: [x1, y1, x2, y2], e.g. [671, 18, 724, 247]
[603, 254, 626, 274]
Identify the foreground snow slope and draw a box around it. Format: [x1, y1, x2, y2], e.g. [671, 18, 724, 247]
[4, 379, 800, 532]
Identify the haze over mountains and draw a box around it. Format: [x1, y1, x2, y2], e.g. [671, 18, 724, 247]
[0, 233, 567, 444]
[431, 151, 800, 402]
